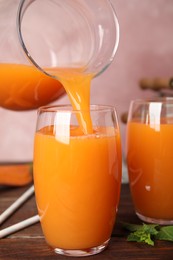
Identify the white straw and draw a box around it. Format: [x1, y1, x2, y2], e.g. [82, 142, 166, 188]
[0, 215, 40, 239]
[0, 185, 35, 225]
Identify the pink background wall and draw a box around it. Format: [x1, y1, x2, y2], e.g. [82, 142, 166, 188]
[1, 0, 173, 172]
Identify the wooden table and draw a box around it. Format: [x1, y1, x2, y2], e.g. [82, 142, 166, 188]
[0, 184, 173, 259]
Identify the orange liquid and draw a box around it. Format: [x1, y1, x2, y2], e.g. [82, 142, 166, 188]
[34, 126, 121, 249]
[0, 63, 64, 110]
[33, 67, 122, 249]
[127, 121, 173, 220]
[47, 67, 93, 134]
[34, 66, 122, 249]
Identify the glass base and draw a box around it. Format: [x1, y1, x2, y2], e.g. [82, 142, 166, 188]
[136, 212, 173, 225]
[54, 239, 109, 257]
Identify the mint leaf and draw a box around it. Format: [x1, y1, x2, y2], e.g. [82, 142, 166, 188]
[121, 222, 159, 246]
[121, 222, 173, 245]
[156, 226, 173, 242]
[127, 230, 154, 246]
[142, 223, 159, 236]
[127, 224, 158, 246]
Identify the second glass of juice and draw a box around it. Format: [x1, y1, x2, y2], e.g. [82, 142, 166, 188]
[126, 98, 173, 225]
[33, 105, 122, 257]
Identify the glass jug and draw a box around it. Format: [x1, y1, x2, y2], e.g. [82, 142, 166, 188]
[17, 0, 119, 137]
[0, 0, 119, 111]
[0, 0, 119, 110]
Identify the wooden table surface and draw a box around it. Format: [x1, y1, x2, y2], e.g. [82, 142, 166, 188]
[0, 184, 173, 260]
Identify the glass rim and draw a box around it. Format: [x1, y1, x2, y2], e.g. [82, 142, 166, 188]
[130, 97, 173, 105]
[37, 104, 117, 113]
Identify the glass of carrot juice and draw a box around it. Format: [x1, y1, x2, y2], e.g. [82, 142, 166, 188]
[126, 98, 173, 225]
[33, 104, 122, 257]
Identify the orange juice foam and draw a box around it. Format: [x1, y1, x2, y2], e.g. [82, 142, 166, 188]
[0, 63, 64, 110]
[34, 126, 121, 249]
[127, 121, 173, 220]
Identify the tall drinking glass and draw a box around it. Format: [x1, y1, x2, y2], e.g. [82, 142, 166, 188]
[33, 105, 122, 257]
[126, 98, 173, 225]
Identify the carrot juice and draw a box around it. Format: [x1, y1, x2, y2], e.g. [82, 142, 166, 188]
[33, 66, 122, 254]
[127, 121, 173, 222]
[0, 63, 64, 110]
[34, 124, 121, 250]
[47, 68, 93, 134]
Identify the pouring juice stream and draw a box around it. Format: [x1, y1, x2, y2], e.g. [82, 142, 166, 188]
[47, 67, 93, 134]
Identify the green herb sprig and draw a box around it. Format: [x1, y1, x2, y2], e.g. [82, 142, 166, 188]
[121, 222, 173, 246]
